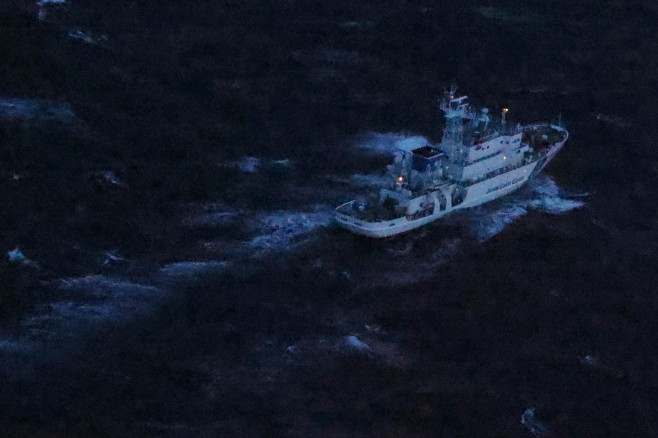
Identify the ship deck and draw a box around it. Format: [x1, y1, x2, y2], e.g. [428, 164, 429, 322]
[335, 199, 402, 222]
[522, 124, 567, 150]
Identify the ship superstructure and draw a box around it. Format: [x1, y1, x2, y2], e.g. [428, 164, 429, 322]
[334, 86, 568, 237]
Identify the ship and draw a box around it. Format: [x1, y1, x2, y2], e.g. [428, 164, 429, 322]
[334, 86, 569, 238]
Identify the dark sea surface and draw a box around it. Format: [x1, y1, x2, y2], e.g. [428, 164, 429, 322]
[1, 1, 657, 436]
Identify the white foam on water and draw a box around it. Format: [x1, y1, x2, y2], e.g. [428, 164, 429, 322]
[47, 300, 142, 322]
[0, 338, 31, 353]
[180, 201, 243, 229]
[238, 156, 260, 173]
[5, 262, 234, 357]
[594, 113, 629, 127]
[375, 237, 463, 288]
[249, 209, 333, 252]
[19, 276, 159, 329]
[67, 29, 110, 48]
[181, 211, 240, 229]
[1, 275, 167, 355]
[7, 248, 27, 263]
[342, 335, 372, 355]
[99, 250, 127, 266]
[337, 20, 375, 29]
[523, 174, 585, 214]
[521, 408, 550, 436]
[478, 7, 544, 24]
[0, 97, 75, 122]
[226, 157, 293, 174]
[271, 158, 293, 168]
[37, 0, 66, 22]
[159, 261, 228, 281]
[470, 204, 529, 242]
[58, 275, 159, 300]
[20, 299, 148, 342]
[470, 175, 584, 241]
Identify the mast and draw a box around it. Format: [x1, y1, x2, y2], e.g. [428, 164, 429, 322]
[439, 86, 474, 164]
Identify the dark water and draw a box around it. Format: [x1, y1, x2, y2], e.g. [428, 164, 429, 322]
[1, 1, 657, 436]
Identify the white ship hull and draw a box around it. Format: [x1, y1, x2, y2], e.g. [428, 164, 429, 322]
[335, 202, 449, 238]
[334, 93, 569, 239]
[335, 160, 541, 238]
[457, 160, 538, 209]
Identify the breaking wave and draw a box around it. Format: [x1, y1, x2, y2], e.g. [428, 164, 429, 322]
[1, 131, 582, 365]
[249, 209, 334, 253]
[470, 174, 584, 241]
